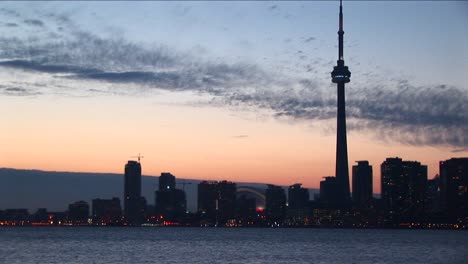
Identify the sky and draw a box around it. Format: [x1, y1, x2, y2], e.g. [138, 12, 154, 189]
[0, 1, 467, 193]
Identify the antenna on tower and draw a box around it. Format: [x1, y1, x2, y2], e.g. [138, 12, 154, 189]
[130, 153, 144, 163]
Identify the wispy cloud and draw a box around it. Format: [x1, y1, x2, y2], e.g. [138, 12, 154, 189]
[232, 135, 249, 139]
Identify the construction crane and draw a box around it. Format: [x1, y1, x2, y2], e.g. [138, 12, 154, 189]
[130, 153, 144, 163]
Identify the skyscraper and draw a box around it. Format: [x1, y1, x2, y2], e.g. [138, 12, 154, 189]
[197, 180, 237, 226]
[439, 158, 468, 219]
[198, 181, 218, 225]
[331, 0, 351, 207]
[265, 184, 286, 225]
[319, 177, 340, 208]
[155, 172, 187, 221]
[352, 161, 373, 208]
[381, 157, 427, 222]
[288, 183, 309, 210]
[124, 160, 145, 225]
[287, 183, 310, 224]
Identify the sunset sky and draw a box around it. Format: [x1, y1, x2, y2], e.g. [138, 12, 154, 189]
[1, 1, 467, 193]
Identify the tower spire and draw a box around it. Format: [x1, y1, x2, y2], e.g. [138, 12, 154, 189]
[338, 0, 344, 62]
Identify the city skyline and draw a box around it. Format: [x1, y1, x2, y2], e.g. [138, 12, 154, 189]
[1, 1, 468, 193]
[1, 155, 466, 228]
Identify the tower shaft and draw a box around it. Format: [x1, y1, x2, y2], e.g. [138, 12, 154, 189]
[336, 82, 350, 202]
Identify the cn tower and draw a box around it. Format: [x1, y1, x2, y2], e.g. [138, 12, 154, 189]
[331, 0, 351, 206]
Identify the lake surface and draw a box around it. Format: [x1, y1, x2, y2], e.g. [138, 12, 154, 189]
[0, 227, 466, 264]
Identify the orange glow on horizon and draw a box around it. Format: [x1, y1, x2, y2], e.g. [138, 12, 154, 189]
[1, 95, 466, 194]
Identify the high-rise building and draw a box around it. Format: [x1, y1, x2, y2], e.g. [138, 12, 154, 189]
[288, 183, 309, 210]
[381, 157, 427, 221]
[124, 160, 145, 225]
[265, 184, 286, 225]
[287, 183, 310, 225]
[319, 177, 340, 208]
[197, 180, 236, 226]
[217, 181, 237, 225]
[198, 181, 218, 224]
[330, 0, 352, 208]
[439, 158, 468, 218]
[155, 172, 187, 221]
[92, 198, 122, 225]
[352, 161, 373, 208]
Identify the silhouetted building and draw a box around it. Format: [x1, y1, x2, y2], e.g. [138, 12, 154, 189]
[2, 209, 29, 223]
[217, 181, 237, 225]
[67, 201, 89, 224]
[236, 194, 256, 225]
[288, 183, 309, 209]
[32, 208, 49, 223]
[197, 180, 236, 226]
[320, 177, 340, 208]
[198, 181, 218, 225]
[440, 158, 468, 219]
[331, 0, 351, 208]
[352, 161, 373, 208]
[381, 158, 427, 222]
[287, 183, 310, 225]
[155, 172, 187, 221]
[265, 184, 286, 225]
[124, 160, 145, 225]
[426, 175, 441, 214]
[92, 198, 122, 225]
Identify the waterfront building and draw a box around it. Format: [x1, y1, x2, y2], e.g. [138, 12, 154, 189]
[352, 161, 373, 208]
[439, 158, 468, 219]
[265, 184, 286, 225]
[124, 160, 145, 225]
[287, 183, 310, 224]
[381, 157, 427, 222]
[320, 177, 340, 208]
[92, 198, 122, 225]
[155, 172, 187, 221]
[197, 180, 236, 226]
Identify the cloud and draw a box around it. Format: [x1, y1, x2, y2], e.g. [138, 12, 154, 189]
[232, 135, 249, 139]
[0, 8, 468, 150]
[0, 59, 100, 74]
[23, 19, 44, 27]
[269, 5, 278, 11]
[0, 8, 20, 18]
[223, 78, 468, 148]
[0, 85, 41, 96]
[4, 22, 18, 27]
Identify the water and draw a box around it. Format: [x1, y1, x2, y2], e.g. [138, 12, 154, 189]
[0, 227, 466, 264]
